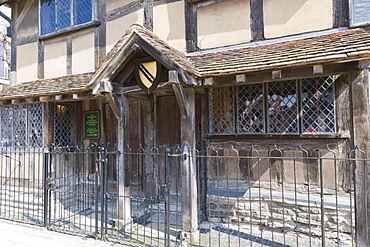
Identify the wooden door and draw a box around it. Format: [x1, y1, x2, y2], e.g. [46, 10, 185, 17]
[157, 96, 181, 146]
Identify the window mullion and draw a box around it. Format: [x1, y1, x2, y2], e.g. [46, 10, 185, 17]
[71, 0, 74, 26]
[297, 79, 303, 134]
[263, 83, 268, 134]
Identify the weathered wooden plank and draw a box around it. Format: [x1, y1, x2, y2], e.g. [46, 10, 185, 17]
[184, 0, 198, 52]
[66, 36, 72, 75]
[144, 0, 154, 31]
[181, 87, 198, 243]
[211, 62, 360, 87]
[38, 40, 44, 79]
[250, 0, 264, 41]
[350, 70, 370, 246]
[95, 0, 106, 68]
[333, 0, 349, 27]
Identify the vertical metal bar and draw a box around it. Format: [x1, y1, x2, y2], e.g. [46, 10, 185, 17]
[43, 148, 49, 227]
[319, 154, 325, 246]
[164, 147, 170, 247]
[94, 144, 99, 239]
[100, 145, 106, 240]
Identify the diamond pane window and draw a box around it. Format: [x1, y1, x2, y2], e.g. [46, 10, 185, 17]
[28, 104, 44, 147]
[57, 0, 71, 30]
[40, 0, 93, 35]
[237, 83, 265, 133]
[209, 87, 235, 134]
[40, 0, 56, 35]
[54, 103, 76, 147]
[209, 76, 336, 135]
[14, 104, 27, 147]
[0, 106, 13, 147]
[74, 0, 92, 25]
[301, 77, 336, 134]
[0, 104, 44, 148]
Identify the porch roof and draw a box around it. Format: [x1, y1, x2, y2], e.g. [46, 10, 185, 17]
[91, 25, 370, 82]
[188, 28, 370, 77]
[0, 72, 93, 100]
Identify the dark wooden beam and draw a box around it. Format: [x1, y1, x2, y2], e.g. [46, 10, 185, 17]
[38, 40, 45, 79]
[66, 36, 72, 75]
[250, 0, 264, 41]
[211, 62, 360, 87]
[333, 0, 349, 28]
[144, 0, 153, 31]
[350, 70, 370, 246]
[95, 0, 107, 68]
[184, 0, 198, 52]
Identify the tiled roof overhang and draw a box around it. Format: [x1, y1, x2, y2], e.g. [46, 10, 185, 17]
[0, 72, 93, 100]
[188, 28, 370, 77]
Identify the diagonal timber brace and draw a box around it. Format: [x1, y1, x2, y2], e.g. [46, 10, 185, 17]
[169, 70, 189, 117]
[92, 80, 122, 120]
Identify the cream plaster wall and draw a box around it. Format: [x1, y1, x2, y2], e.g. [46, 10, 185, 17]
[106, 0, 134, 12]
[16, 42, 38, 83]
[264, 0, 333, 39]
[106, 10, 144, 52]
[72, 29, 95, 74]
[153, 2, 186, 50]
[44, 37, 67, 79]
[198, 0, 250, 49]
[17, 0, 39, 38]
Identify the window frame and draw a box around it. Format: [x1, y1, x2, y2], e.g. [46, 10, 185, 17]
[208, 76, 337, 136]
[349, 0, 370, 27]
[39, 0, 96, 36]
[0, 103, 44, 148]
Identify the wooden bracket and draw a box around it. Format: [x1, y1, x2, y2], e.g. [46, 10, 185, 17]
[169, 70, 189, 117]
[93, 80, 122, 120]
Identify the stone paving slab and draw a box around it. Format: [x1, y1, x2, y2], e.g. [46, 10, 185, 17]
[0, 219, 136, 247]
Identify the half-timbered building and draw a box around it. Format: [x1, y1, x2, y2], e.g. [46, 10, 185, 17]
[0, 0, 370, 245]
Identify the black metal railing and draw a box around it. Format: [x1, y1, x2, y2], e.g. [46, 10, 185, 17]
[0, 143, 363, 246]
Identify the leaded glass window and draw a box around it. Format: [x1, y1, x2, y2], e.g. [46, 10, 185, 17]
[209, 76, 336, 135]
[209, 87, 235, 134]
[267, 80, 298, 134]
[0, 103, 44, 148]
[54, 103, 76, 147]
[301, 77, 336, 134]
[40, 0, 93, 35]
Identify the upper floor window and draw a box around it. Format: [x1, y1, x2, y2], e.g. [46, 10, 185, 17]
[350, 0, 370, 26]
[209, 76, 336, 135]
[40, 0, 93, 35]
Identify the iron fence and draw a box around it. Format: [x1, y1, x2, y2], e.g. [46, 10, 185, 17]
[0, 143, 362, 246]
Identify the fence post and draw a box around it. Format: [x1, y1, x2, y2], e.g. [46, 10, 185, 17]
[43, 148, 49, 228]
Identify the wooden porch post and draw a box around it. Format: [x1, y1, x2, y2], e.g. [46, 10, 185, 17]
[180, 87, 199, 243]
[350, 69, 370, 246]
[117, 95, 131, 229]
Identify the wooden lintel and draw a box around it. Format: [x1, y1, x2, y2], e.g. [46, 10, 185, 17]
[11, 99, 23, 104]
[0, 100, 11, 105]
[39, 96, 50, 102]
[26, 98, 36, 103]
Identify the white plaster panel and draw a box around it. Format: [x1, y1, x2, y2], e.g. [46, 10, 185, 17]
[16, 42, 38, 83]
[198, 0, 250, 49]
[264, 0, 333, 38]
[44, 37, 67, 79]
[153, 2, 186, 50]
[72, 29, 95, 74]
[106, 10, 144, 53]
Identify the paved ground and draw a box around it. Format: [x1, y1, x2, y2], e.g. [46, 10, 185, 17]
[0, 219, 134, 247]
